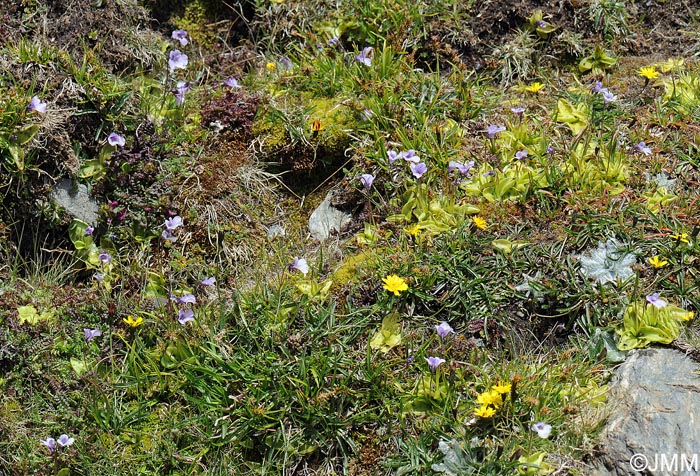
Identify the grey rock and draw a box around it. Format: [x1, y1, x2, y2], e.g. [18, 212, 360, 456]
[592, 348, 700, 476]
[308, 191, 352, 241]
[51, 178, 99, 224]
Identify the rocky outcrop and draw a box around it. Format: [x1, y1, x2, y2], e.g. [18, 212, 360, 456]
[592, 348, 700, 476]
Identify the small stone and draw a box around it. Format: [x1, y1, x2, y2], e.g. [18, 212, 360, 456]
[51, 178, 99, 224]
[308, 191, 352, 241]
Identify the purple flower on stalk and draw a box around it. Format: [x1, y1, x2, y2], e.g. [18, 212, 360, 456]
[327, 37, 339, 46]
[161, 230, 177, 242]
[85, 225, 94, 236]
[178, 309, 195, 325]
[536, 20, 547, 28]
[57, 434, 74, 448]
[174, 81, 191, 106]
[28, 95, 47, 113]
[435, 322, 454, 338]
[602, 90, 617, 103]
[98, 251, 112, 264]
[168, 50, 188, 71]
[399, 150, 420, 163]
[223, 77, 241, 88]
[546, 145, 555, 155]
[40, 437, 56, 452]
[108, 132, 125, 147]
[200, 276, 216, 286]
[171, 29, 188, 46]
[387, 150, 399, 164]
[360, 173, 375, 190]
[164, 216, 183, 231]
[487, 125, 506, 139]
[289, 257, 309, 275]
[93, 272, 105, 282]
[634, 142, 652, 156]
[410, 162, 427, 179]
[511, 106, 526, 116]
[355, 47, 373, 66]
[532, 422, 552, 439]
[425, 356, 446, 371]
[448, 160, 475, 175]
[591, 81, 606, 93]
[84, 328, 102, 342]
[177, 294, 197, 305]
[279, 56, 293, 70]
[646, 292, 667, 309]
[515, 149, 529, 161]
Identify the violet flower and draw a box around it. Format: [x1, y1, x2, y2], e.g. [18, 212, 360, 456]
[98, 251, 112, 264]
[387, 150, 399, 164]
[355, 47, 373, 66]
[84, 328, 102, 342]
[532, 422, 552, 439]
[93, 272, 105, 282]
[435, 322, 454, 338]
[646, 292, 667, 309]
[591, 81, 606, 93]
[200, 276, 216, 286]
[164, 216, 183, 232]
[177, 294, 197, 305]
[634, 142, 652, 156]
[515, 150, 528, 161]
[85, 225, 94, 236]
[425, 356, 446, 371]
[546, 145, 555, 155]
[289, 257, 309, 275]
[28, 95, 47, 113]
[448, 160, 474, 175]
[178, 309, 195, 325]
[327, 37, 339, 46]
[399, 150, 420, 163]
[279, 56, 293, 70]
[57, 434, 74, 448]
[168, 50, 188, 72]
[511, 106, 526, 116]
[360, 173, 375, 190]
[602, 90, 617, 103]
[40, 437, 56, 452]
[171, 29, 188, 46]
[487, 125, 506, 139]
[410, 162, 427, 179]
[161, 230, 177, 242]
[174, 81, 191, 106]
[108, 132, 125, 147]
[224, 77, 241, 88]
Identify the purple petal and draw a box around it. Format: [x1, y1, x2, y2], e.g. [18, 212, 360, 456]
[178, 309, 195, 325]
[28, 95, 47, 113]
[164, 216, 183, 231]
[171, 29, 188, 46]
[177, 294, 197, 305]
[360, 173, 375, 190]
[40, 437, 56, 452]
[57, 434, 74, 447]
[200, 276, 216, 286]
[107, 132, 125, 147]
[168, 50, 188, 71]
[410, 162, 427, 179]
[223, 77, 241, 88]
[289, 257, 309, 275]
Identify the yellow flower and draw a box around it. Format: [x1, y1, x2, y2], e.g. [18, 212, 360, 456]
[680, 311, 695, 321]
[265, 62, 276, 71]
[647, 255, 668, 269]
[524, 82, 545, 93]
[670, 233, 690, 244]
[123, 315, 143, 328]
[492, 382, 512, 394]
[638, 66, 659, 80]
[405, 224, 421, 236]
[311, 119, 324, 132]
[382, 274, 408, 296]
[476, 390, 503, 408]
[472, 216, 487, 230]
[474, 405, 496, 418]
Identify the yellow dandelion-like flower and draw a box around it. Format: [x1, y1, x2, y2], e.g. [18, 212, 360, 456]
[638, 66, 659, 80]
[492, 382, 512, 394]
[670, 233, 690, 244]
[123, 315, 143, 328]
[524, 82, 545, 93]
[476, 390, 503, 408]
[472, 216, 487, 230]
[474, 405, 497, 418]
[647, 255, 668, 269]
[265, 62, 276, 71]
[405, 224, 421, 236]
[382, 274, 408, 296]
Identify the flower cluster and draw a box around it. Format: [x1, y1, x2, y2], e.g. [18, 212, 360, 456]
[473, 381, 511, 418]
[591, 81, 617, 103]
[40, 434, 74, 453]
[387, 149, 428, 178]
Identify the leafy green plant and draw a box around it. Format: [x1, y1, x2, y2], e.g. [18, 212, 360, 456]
[579, 45, 617, 75]
[616, 300, 694, 350]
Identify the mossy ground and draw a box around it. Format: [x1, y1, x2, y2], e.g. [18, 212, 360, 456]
[1, 0, 700, 475]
